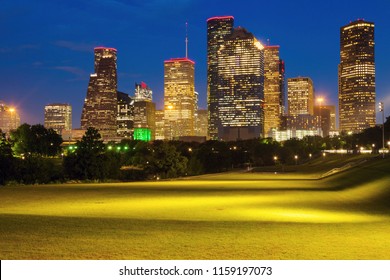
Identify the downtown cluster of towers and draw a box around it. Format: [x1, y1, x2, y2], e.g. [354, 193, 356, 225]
[25, 16, 376, 142]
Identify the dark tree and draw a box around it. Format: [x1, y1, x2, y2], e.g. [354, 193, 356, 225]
[63, 127, 120, 180]
[10, 124, 62, 156]
[145, 141, 188, 178]
[0, 130, 14, 185]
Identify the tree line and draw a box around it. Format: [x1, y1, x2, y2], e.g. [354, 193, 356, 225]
[1, 117, 389, 185]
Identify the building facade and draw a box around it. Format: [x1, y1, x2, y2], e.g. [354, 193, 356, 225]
[314, 105, 334, 136]
[155, 110, 165, 140]
[117, 91, 133, 138]
[81, 47, 118, 140]
[216, 27, 265, 141]
[338, 19, 375, 133]
[195, 109, 208, 137]
[0, 101, 20, 135]
[163, 58, 195, 140]
[322, 105, 336, 131]
[263, 46, 285, 137]
[207, 16, 234, 140]
[44, 103, 72, 135]
[287, 77, 314, 116]
[133, 82, 155, 140]
[134, 101, 156, 140]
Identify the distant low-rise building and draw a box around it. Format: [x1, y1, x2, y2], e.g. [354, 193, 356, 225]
[0, 100, 20, 135]
[44, 103, 72, 135]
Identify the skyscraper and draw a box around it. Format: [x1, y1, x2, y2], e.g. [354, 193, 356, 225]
[264, 46, 285, 136]
[164, 58, 195, 139]
[207, 16, 234, 140]
[287, 77, 314, 116]
[133, 82, 155, 140]
[339, 19, 375, 133]
[117, 91, 133, 138]
[314, 105, 331, 137]
[217, 27, 265, 141]
[44, 103, 72, 135]
[81, 47, 118, 140]
[322, 105, 336, 131]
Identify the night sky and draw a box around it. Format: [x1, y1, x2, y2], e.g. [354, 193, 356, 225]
[1, 0, 390, 128]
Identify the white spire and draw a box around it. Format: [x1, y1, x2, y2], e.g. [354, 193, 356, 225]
[185, 21, 188, 58]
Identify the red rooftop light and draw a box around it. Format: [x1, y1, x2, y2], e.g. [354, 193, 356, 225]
[94, 46, 117, 52]
[207, 16, 234, 22]
[164, 57, 195, 64]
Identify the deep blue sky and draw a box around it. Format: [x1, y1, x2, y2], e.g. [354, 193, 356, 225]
[1, 0, 390, 127]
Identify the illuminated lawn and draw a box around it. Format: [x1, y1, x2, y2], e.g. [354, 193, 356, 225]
[1, 156, 390, 259]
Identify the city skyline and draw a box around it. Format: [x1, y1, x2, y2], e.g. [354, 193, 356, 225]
[1, 0, 390, 127]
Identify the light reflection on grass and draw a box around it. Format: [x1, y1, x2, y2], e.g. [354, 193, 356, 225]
[1, 157, 390, 259]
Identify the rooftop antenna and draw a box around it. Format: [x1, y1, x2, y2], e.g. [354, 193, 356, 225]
[185, 21, 188, 58]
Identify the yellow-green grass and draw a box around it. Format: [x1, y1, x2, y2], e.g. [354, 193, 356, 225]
[1, 157, 390, 259]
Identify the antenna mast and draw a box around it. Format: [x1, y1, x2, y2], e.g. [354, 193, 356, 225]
[185, 21, 188, 58]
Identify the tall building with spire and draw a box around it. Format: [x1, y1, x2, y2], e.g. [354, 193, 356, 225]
[263, 46, 285, 136]
[207, 16, 234, 140]
[81, 47, 118, 139]
[338, 19, 375, 133]
[217, 27, 265, 141]
[163, 58, 195, 139]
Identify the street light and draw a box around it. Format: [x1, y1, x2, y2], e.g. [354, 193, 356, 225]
[317, 97, 324, 136]
[294, 155, 298, 165]
[379, 102, 385, 158]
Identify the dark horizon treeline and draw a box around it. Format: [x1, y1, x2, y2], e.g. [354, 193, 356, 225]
[1, 117, 390, 185]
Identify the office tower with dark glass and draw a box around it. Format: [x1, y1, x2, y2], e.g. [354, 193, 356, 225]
[44, 103, 72, 135]
[264, 46, 285, 136]
[164, 58, 195, 140]
[339, 19, 375, 133]
[217, 27, 265, 141]
[207, 16, 234, 139]
[81, 47, 118, 139]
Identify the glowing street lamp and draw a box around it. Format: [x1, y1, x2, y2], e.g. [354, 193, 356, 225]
[317, 97, 324, 135]
[309, 153, 312, 159]
[294, 155, 298, 165]
[379, 102, 385, 158]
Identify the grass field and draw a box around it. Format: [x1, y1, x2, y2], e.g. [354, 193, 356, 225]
[1, 155, 390, 259]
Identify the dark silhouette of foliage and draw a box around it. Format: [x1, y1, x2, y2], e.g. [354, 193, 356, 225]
[10, 124, 62, 156]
